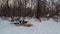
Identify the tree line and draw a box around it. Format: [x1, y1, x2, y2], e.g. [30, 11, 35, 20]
[0, 0, 60, 22]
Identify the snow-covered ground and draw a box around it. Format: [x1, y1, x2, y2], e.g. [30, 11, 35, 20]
[0, 18, 60, 34]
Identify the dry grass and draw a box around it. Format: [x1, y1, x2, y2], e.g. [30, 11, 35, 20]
[15, 23, 33, 27]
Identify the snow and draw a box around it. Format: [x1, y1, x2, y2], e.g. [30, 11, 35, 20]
[0, 18, 60, 34]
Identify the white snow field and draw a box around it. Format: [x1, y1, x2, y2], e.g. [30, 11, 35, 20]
[0, 18, 60, 34]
